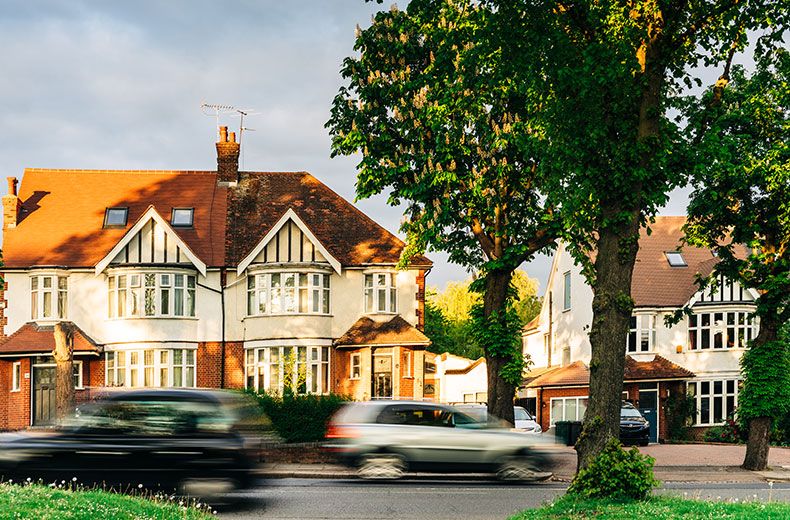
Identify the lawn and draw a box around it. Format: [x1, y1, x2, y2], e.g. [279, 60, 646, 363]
[511, 495, 790, 519]
[0, 481, 214, 520]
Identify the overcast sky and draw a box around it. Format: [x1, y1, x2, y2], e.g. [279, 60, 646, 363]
[1, 1, 701, 294]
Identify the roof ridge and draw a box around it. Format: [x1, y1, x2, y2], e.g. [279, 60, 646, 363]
[24, 168, 216, 175]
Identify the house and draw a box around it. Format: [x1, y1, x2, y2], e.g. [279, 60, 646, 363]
[0, 126, 432, 429]
[521, 217, 758, 442]
[434, 353, 487, 404]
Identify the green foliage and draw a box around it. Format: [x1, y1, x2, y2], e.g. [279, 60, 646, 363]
[738, 332, 790, 422]
[664, 392, 695, 442]
[424, 298, 484, 359]
[247, 390, 350, 443]
[510, 495, 790, 520]
[470, 299, 530, 385]
[568, 439, 659, 500]
[703, 415, 745, 444]
[771, 413, 790, 447]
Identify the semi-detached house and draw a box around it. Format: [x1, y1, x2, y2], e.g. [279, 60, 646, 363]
[0, 127, 432, 429]
[521, 217, 759, 443]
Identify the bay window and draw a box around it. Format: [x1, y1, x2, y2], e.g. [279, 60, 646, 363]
[245, 346, 330, 394]
[106, 349, 195, 387]
[688, 311, 756, 350]
[108, 272, 196, 318]
[364, 273, 397, 313]
[31, 274, 68, 320]
[688, 379, 739, 425]
[246, 272, 330, 316]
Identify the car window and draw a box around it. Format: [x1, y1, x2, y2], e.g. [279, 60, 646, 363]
[621, 407, 643, 418]
[377, 406, 453, 427]
[454, 406, 488, 422]
[514, 407, 533, 421]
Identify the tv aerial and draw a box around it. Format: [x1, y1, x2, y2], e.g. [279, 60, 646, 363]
[200, 102, 259, 145]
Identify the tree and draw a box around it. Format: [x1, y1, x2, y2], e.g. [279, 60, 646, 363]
[53, 321, 76, 423]
[682, 49, 790, 471]
[328, 0, 560, 423]
[492, 0, 787, 470]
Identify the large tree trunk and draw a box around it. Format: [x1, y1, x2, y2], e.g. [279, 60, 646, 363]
[742, 315, 780, 471]
[575, 211, 641, 471]
[53, 322, 76, 424]
[484, 268, 517, 425]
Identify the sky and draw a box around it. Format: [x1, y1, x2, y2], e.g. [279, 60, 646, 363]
[1, 1, 701, 295]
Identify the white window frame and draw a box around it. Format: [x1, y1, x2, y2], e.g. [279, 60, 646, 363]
[364, 273, 397, 314]
[73, 360, 84, 389]
[244, 346, 331, 395]
[562, 271, 571, 311]
[687, 379, 739, 426]
[246, 271, 331, 316]
[105, 349, 195, 388]
[627, 314, 656, 353]
[688, 310, 756, 350]
[350, 353, 361, 380]
[549, 396, 588, 426]
[108, 271, 196, 319]
[11, 362, 21, 392]
[30, 274, 68, 320]
[403, 350, 412, 378]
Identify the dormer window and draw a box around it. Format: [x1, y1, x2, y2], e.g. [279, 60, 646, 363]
[104, 207, 129, 227]
[665, 251, 687, 267]
[171, 208, 194, 227]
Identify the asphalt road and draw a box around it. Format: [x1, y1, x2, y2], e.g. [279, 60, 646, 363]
[216, 478, 790, 520]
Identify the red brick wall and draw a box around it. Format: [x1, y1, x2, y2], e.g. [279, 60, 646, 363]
[223, 341, 244, 389]
[399, 347, 415, 398]
[536, 386, 590, 432]
[332, 348, 362, 397]
[3, 358, 32, 430]
[197, 342, 223, 388]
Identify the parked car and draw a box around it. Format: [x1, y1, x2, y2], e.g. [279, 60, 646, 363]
[454, 404, 543, 434]
[620, 401, 650, 446]
[325, 401, 556, 481]
[0, 389, 261, 496]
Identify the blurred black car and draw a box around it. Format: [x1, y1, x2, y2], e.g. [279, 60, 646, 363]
[0, 389, 260, 495]
[620, 402, 650, 446]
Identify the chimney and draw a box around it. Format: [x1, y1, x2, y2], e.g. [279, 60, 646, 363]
[2, 177, 21, 229]
[216, 126, 240, 185]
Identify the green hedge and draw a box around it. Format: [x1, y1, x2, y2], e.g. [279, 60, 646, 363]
[247, 390, 350, 443]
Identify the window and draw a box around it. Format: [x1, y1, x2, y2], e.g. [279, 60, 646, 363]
[665, 251, 687, 267]
[30, 275, 68, 320]
[170, 208, 194, 227]
[688, 311, 756, 350]
[73, 361, 83, 389]
[688, 379, 739, 425]
[246, 272, 330, 316]
[108, 272, 195, 318]
[104, 207, 129, 227]
[245, 346, 330, 395]
[11, 362, 21, 392]
[550, 396, 588, 426]
[364, 273, 397, 313]
[403, 351, 412, 377]
[627, 314, 656, 353]
[105, 349, 195, 387]
[350, 353, 361, 379]
[563, 271, 571, 311]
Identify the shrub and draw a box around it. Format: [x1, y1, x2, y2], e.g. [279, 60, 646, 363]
[771, 413, 790, 446]
[568, 438, 659, 500]
[247, 389, 350, 443]
[665, 393, 695, 441]
[703, 414, 743, 443]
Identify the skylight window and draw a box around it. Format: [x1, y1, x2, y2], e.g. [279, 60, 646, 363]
[665, 251, 687, 267]
[171, 208, 194, 227]
[104, 207, 128, 227]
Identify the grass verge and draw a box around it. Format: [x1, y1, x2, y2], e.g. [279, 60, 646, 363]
[511, 495, 790, 519]
[0, 481, 214, 520]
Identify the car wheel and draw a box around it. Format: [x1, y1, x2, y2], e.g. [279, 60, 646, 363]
[357, 453, 406, 480]
[496, 456, 553, 482]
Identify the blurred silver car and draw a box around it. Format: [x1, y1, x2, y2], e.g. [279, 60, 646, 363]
[325, 401, 554, 481]
[454, 404, 543, 434]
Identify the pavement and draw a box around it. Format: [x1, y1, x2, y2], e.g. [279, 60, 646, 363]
[256, 444, 790, 484]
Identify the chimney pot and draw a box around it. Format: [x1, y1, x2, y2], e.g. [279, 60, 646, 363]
[3, 176, 21, 229]
[216, 129, 240, 185]
[6, 177, 17, 197]
[229, 132, 236, 143]
[218, 126, 228, 143]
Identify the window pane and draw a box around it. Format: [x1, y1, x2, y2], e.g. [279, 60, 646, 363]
[365, 274, 372, 287]
[161, 288, 170, 315]
[161, 274, 170, 287]
[171, 208, 194, 226]
[173, 367, 183, 387]
[258, 290, 267, 314]
[187, 289, 195, 316]
[58, 289, 67, 319]
[118, 288, 126, 317]
[551, 400, 563, 424]
[299, 288, 308, 313]
[43, 292, 52, 318]
[175, 274, 184, 288]
[390, 287, 396, 312]
[175, 288, 184, 316]
[323, 289, 330, 314]
[377, 289, 386, 312]
[186, 367, 194, 387]
[31, 277, 38, 290]
[565, 399, 578, 421]
[43, 277, 52, 289]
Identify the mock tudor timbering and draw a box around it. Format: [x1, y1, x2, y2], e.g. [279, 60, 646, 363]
[0, 132, 432, 429]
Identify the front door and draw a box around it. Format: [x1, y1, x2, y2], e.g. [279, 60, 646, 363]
[372, 354, 393, 399]
[638, 388, 659, 444]
[33, 366, 56, 426]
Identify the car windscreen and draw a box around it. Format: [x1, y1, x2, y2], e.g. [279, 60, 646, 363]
[514, 407, 533, 421]
[454, 406, 488, 422]
[332, 403, 379, 424]
[620, 407, 643, 418]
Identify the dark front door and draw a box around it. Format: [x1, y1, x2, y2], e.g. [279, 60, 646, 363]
[638, 389, 658, 444]
[33, 366, 56, 426]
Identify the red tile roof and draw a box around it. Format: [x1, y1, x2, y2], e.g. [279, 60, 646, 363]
[3, 169, 227, 268]
[525, 355, 693, 388]
[2, 169, 430, 269]
[631, 217, 718, 307]
[0, 322, 101, 355]
[226, 172, 431, 267]
[335, 315, 431, 347]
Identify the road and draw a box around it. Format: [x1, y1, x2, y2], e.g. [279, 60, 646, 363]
[216, 478, 790, 520]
